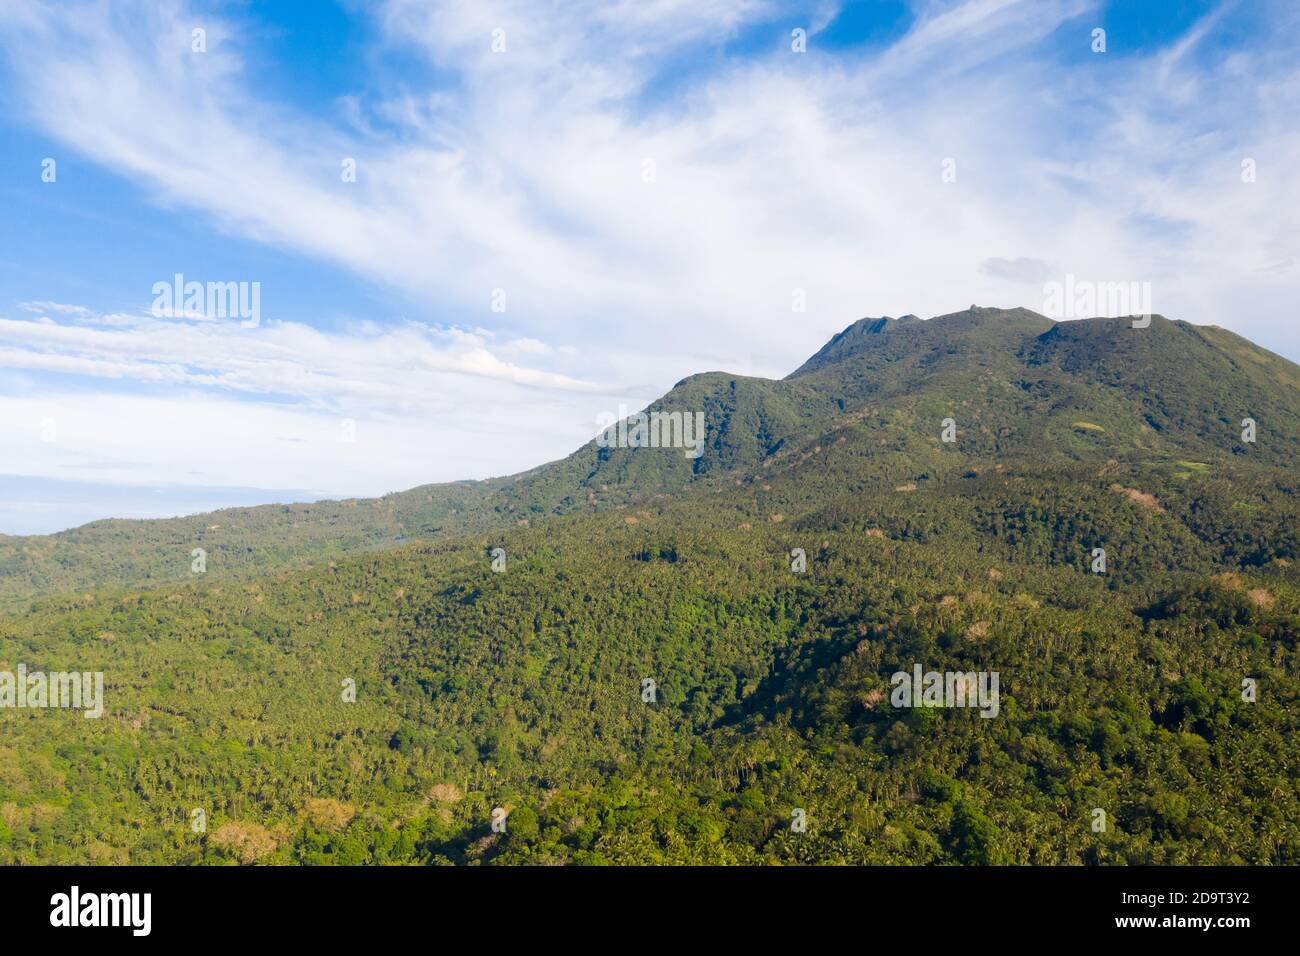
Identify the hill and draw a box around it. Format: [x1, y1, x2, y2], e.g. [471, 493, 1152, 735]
[3, 307, 1297, 610]
[1, 305, 1297, 865]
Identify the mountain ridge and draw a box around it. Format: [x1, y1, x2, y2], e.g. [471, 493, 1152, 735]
[2, 305, 1297, 609]
[2, 304, 1298, 865]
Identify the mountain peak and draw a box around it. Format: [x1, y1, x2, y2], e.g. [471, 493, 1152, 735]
[788, 306, 1052, 378]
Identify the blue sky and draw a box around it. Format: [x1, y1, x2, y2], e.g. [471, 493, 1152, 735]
[1, 0, 1298, 534]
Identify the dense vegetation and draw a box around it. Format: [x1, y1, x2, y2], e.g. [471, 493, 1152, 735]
[1, 308, 1297, 865]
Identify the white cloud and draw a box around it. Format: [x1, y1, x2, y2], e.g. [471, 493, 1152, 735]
[21, 301, 96, 318]
[0, 306, 696, 508]
[1, 0, 1299, 529]
[2, 0, 1295, 360]
[0, 386, 580, 496]
[503, 337, 556, 356]
[981, 258, 1055, 283]
[0, 310, 602, 399]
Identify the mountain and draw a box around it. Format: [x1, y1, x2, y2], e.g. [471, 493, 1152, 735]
[4, 307, 1297, 610]
[2, 306, 1297, 866]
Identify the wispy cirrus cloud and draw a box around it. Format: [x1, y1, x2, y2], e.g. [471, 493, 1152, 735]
[1, 0, 1298, 531]
[0, 308, 599, 406]
[21, 301, 96, 319]
[3, 0, 1295, 355]
[0, 305, 616, 504]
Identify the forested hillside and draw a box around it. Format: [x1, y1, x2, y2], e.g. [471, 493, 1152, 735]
[5, 308, 1297, 611]
[1, 307, 1297, 865]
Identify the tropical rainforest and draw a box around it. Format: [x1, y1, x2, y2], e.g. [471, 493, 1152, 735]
[1, 307, 1297, 865]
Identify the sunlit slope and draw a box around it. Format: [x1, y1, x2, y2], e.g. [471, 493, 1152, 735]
[2, 306, 1297, 608]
